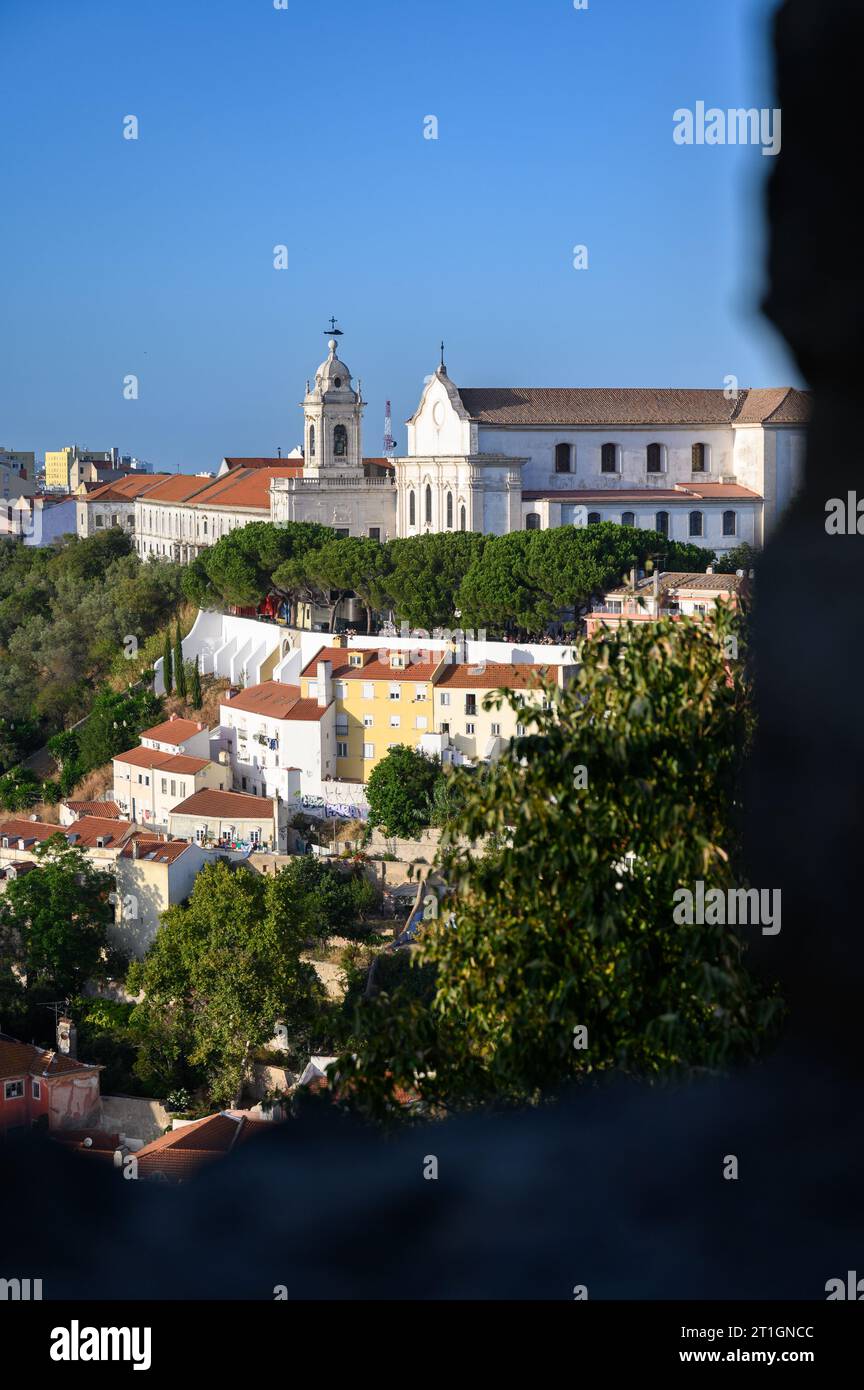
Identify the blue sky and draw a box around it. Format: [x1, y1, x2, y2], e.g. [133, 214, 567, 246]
[0, 0, 799, 475]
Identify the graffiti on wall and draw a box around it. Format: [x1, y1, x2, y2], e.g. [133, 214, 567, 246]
[301, 794, 368, 821]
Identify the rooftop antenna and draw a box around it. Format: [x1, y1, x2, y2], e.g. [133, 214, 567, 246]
[39, 999, 71, 1029]
[440, 340, 446, 371]
[383, 400, 396, 455]
[325, 316, 343, 337]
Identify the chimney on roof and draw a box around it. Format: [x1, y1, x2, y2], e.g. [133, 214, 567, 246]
[653, 570, 661, 600]
[197, 722, 204, 731]
[57, 1015, 77, 1059]
[317, 660, 332, 709]
[629, 567, 637, 590]
[132, 837, 140, 860]
[169, 713, 177, 721]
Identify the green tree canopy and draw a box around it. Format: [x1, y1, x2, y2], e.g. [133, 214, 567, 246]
[384, 532, 487, 629]
[127, 860, 324, 1104]
[365, 744, 442, 839]
[184, 520, 337, 611]
[339, 607, 781, 1117]
[0, 837, 114, 996]
[76, 686, 163, 772]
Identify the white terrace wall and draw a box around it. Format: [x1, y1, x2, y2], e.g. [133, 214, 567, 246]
[177, 612, 579, 695]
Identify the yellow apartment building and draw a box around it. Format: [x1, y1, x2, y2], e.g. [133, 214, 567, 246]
[301, 643, 446, 782]
[44, 445, 113, 491]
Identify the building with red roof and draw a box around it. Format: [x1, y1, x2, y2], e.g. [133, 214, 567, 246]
[132, 1111, 273, 1182]
[0, 1033, 101, 1138]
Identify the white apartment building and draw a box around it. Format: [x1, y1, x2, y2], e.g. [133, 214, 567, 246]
[139, 715, 211, 760]
[76, 473, 171, 539]
[218, 676, 335, 800]
[112, 747, 226, 829]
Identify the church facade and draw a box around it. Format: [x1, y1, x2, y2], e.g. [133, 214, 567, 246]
[393, 361, 810, 553]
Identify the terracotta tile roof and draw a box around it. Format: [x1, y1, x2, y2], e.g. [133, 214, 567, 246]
[0, 820, 60, 846]
[282, 698, 330, 721]
[136, 475, 216, 503]
[436, 661, 558, 690]
[140, 717, 207, 745]
[222, 457, 304, 470]
[64, 817, 134, 848]
[81, 474, 171, 502]
[113, 746, 210, 774]
[134, 1111, 270, 1179]
[605, 571, 746, 597]
[62, 801, 123, 819]
[522, 483, 762, 502]
[0, 1035, 99, 1081]
[169, 788, 276, 820]
[302, 647, 440, 683]
[189, 466, 304, 511]
[50, 1130, 122, 1157]
[224, 680, 330, 721]
[120, 838, 194, 864]
[223, 682, 304, 718]
[732, 387, 812, 425]
[456, 386, 811, 428]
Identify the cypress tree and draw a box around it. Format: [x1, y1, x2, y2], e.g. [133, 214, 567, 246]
[190, 654, 202, 710]
[162, 628, 173, 696]
[174, 622, 187, 702]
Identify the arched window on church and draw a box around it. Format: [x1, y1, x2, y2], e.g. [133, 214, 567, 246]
[525, 512, 541, 530]
[309, 425, 316, 458]
[555, 443, 572, 473]
[425, 485, 432, 526]
[459, 504, 466, 531]
[446, 492, 453, 529]
[333, 424, 348, 457]
[409, 491, 416, 527]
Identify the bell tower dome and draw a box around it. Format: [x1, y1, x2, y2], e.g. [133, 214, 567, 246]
[303, 331, 364, 475]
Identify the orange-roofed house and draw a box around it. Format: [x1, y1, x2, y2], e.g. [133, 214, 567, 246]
[139, 713, 211, 759]
[167, 787, 285, 853]
[0, 815, 206, 957]
[131, 1111, 273, 1183]
[584, 570, 748, 638]
[0, 1034, 101, 1138]
[113, 836, 208, 956]
[111, 742, 226, 828]
[219, 678, 334, 802]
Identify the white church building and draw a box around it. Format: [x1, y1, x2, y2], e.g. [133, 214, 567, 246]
[394, 358, 809, 552]
[133, 332, 809, 559]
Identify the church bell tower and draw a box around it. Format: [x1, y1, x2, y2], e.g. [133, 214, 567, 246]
[303, 332, 364, 475]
